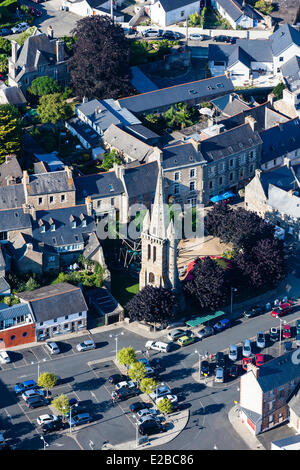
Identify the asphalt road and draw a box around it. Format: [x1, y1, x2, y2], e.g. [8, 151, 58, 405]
[1, 303, 300, 450]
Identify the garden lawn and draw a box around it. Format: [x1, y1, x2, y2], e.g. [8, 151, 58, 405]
[110, 270, 139, 307]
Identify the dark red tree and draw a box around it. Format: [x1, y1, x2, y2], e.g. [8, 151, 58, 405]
[69, 16, 133, 99]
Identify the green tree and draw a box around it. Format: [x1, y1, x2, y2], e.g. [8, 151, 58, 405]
[272, 82, 285, 100]
[117, 346, 136, 370]
[0, 37, 11, 55]
[128, 361, 147, 386]
[163, 103, 193, 130]
[101, 149, 122, 171]
[254, 0, 273, 14]
[28, 76, 61, 97]
[139, 377, 158, 395]
[0, 104, 22, 161]
[189, 11, 201, 26]
[37, 372, 57, 398]
[16, 26, 37, 46]
[51, 394, 70, 420]
[37, 93, 73, 124]
[0, 53, 8, 73]
[156, 397, 173, 414]
[25, 277, 40, 291]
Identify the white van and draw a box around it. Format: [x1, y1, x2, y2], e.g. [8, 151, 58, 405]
[0, 351, 10, 364]
[145, 341, 170, 353]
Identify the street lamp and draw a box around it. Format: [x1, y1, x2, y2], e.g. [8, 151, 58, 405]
[132, 416, 139, 447]
[31, 358, 47, 381]
[40, 435, 49, 450]
[278, 318, 286, 355]
[230, 287, 238, 314]
[194, 350, 202, 377]
[109, 332, 124, 361]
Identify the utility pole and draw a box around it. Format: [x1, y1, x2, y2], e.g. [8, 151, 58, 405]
[186, 17, 188, 46]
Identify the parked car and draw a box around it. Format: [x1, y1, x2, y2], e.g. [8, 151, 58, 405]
[216, 351, 225, 368]
[114, 387, 139, 401]
[11, 23, 29, 34]
[270, 327, 279, 342]
[167, 329, 186, 341]
[42, 419, 64, 434]
[162, 30, 181, 40]
[271, 302, 293, 318]
[76, 339, 96, 352]
[228, 364, 239, 378]
[256, 331, 266, 349]
[243, 305, 264, 318]
[213, 35, 235, 43]
[25, 396, 48, 409]
[45, 342, 60, 355]
[69, 412, 92, 427]
[137, 415, 160, 425]
[242, 339, 252, 357]
[149, 385, 171, 400]
[136, 407, 157, 418]
[296, 319, 300, 335]
[166, 320, 186, 329]
[255, 353, 264, 367]
[156, 394, 178, 405]
[145, 341, 170, 353]
[129, 402, 152, 413]
[188, 33, 204, 41]
[115, 380, 136, 390]
[0, 28, 12, 36]
[177, 335, 194, 347]
[22, 388, 46, 401]
[0, 351, 10, 364]
[200, 360, 210, 376]
[37, 414, 59, 426]
[108, 374, 127, 385]
[214, 367, 224, 383]
[213, 318, 230, 333]
[15, 380, 38, 394]
[141, 28, 161, 38]
[138, 420, 165, 436]
[196, 326, 214, 339]
[228, 345, 238, 362]
[282, 324, 291, 339]
[296, 334, 300, 347]
[242, 357, 252, 371]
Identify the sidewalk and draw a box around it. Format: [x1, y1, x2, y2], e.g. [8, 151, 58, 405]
[228, 405, 265, 450]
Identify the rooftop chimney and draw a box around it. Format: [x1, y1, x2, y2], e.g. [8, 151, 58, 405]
[268, 92, 276, 107]
[113, 162, 125, 180]
[255, 168, 262, 179]
[47, 25, 54, 39]
[85, 196, 93, 216]
[56, 39, 65, 63]
[11, 40, 18, 64]
[284, 156, 292, 168]
[247, 362, 259, 379]
[225, 69, 230, 78]
[245, 115, 258, 132]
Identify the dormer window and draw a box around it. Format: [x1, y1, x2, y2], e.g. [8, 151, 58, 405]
[80, 213, 86, 227]
[41, 225, 46, 233]
[70, 215, 76, 229]
[49, 218, 55, 232]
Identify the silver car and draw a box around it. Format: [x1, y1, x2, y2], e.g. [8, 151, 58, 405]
[256, 331, 265, 349]
[196, 326, 214, 340]
[76, 340, 95, 352]
[167, 329, 185, 341]
[242, 339, 252, 357]
[214, 367, 224, 383]
[228, 345, 238, 361]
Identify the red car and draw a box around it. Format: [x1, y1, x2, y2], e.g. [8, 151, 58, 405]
[282, 324, 291, 339]
[271, 302, 293, 318]
[255, 353, 264, 367]
[242, 357, 252, 371]
[29, 7, 42, 16]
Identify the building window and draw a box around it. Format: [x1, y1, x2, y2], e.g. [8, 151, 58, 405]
[72, 221, 76, 229]
[174, 183, 179, 194]
[249, 151, 254, 159]
[190, 181, 195, 191]
[147, 244, 151, 260]
[111, 198, 114, 206]
[181, 10, 184, 16]
[279, 57, 283, 62]
[230, 172, 233, 181]
[240, 168, 244, 178]
[153, 246, 156, 263]
[38, 197, 43, 205]
[174, 172, 180, 181]
[81, 219, 87, 227]
[41, 225, 45, 233]
[190, 169, 196, 178]
[61, 194, 65, 202]
[51, 224, 55, 232]
[97, 200, 101, 208]
[230, 159, 234, 167]
[22, 332, 28, 337]
[10, 335, 16, 341]
[219, 177, 223, 185]
[250, 164, 254, 173]
[187, 198, 197, 207]
[209, 181, 213, 189]
[149, 272, 155, 283]
[0, 231, 8, 241]
[49, 196, 54, 204]
[65, 316, 69, 320]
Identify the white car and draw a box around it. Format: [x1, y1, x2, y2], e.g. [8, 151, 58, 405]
[256, 331, 266, 349]
[45, 342, 60, 355]
[149, 385, 171, 400]
[145, 341, 170, 353]
[141, 28, 161, 38]
[136, 408, 157, 418]
[37, 414, 59, 426]
[156, 394, 178, 405]
[11, 23, 28, 34]
[228, 345, 238, 362]
[0, 351, 10, 364]
[115, 380, 136, 390]
[242, 339, 252, 358]
[22, 389, 45, 401]
[188, 33, 204, 41]
[76, 340, 95, 352]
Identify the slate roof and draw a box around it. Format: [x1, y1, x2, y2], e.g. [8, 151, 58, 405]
[209, 40, 273, 66]
[267, 185, 300, 218]
[200, 123, 262, 162]
[0, 302, 32, 322]
[0, 156, 22, 186]
[123, 161, 159, 199]
[125, 124, 160, 142]
[27, 170, 75, 195]
[18, 282, 88, 322]
[259, 165, 298, 197]
[0, 276, 10, 294]
[281, 55, 300, 94]
[155, 0, 200, 13]
[271, 24, 300, 56]
[162, 142, 206, 169]
[0, 207, 31, 232]
[118, 75, 234, 114]
[32, 204, 96, 249]
[257, 350, 300, 393]
[67, 117, 102, 148]
[34, 153, 64, 172]
[0, 184, 25, 209]
[228, 46, 251, 68]
[260, 118, 300, 164]
[211, 93, 251, 116]
[74, 171, 124, 202]
[103, 124, 155, 162]
[0, 86, 26, 106]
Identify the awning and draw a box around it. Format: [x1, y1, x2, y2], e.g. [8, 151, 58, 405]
[210, 191, 235, 204]
[185, 310, 225, 328]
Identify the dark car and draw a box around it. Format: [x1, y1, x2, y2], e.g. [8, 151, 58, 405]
[200, 360, 210, 376]
[115, 387, 139, 401]
[108, 374, 127, 385]
[213, 35, 231, 42]
[213, 318, 230, 333]
[129, 402, 152, 413]
[42, 418, 64, 434]
[228, 365, 239, 378]
[0, 28, 12, 36]
[138, 419, 165, 436]
[216, 352, 225, 369]
[243, 305, 264, 318]
[296, 319, 300, 335]
[25, 396, 48, 409]
[162, 30, 181, 40]
[269, 327, 279, 342]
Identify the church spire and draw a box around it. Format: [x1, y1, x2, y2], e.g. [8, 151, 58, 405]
[149, 165, 169, 239]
